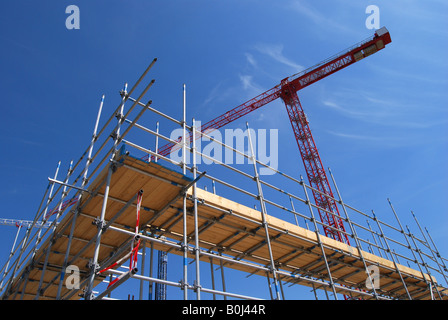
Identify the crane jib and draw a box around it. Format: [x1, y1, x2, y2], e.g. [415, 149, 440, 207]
[151, 28, 392, 243]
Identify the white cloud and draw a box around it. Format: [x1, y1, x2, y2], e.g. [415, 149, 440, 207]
[244, 53, 257, 68]
[326, 130, 384, 142]
[202, 82, 223, 106]
[253, 43, 303, 71]
[239, 74, 265, 95]
[323, 98, 448, 129]
[287, 0, 358, 35]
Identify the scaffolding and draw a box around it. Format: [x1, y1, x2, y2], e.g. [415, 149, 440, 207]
[0, 59, 447, 300]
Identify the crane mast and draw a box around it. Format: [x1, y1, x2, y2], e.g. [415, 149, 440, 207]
[156, 28, 392, 243]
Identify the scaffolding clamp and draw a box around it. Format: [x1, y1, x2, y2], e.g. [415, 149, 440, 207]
[92, 217, 107, 232]
[179, 279, 188, 290]
[87, 259, 100, 274]
[193, 280, 202, 292]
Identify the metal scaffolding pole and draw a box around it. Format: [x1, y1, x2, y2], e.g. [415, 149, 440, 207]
[425, 227, 448, 280]
[246, 122, 281, 300]
[387, 199, 439, 298]
[85, 84, 128, 299]
[192, 118, 201, 299]
[56, 94, 105, 299]
[328, 168, 379, 299]
[411, 211, 448, 287]
[4, 161, 61, 298]
[371, 209, 412, 299]
[182, 84, 189, 300]
[148, 240, 154, 300]
[406, 225, 441, 300]
[106, 225, 265, 300]
[209, 257, 216, 300]
[218, 250, 227, 300]
[85, 160, 113, 300]
[3, 57, 448, 301]
[300, 175, 338, 299]
[35, 160, 73, 299]
[139, 238, 146, 300]
[0, 225, 23, 291]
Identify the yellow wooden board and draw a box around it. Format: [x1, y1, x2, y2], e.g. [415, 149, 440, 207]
[4, 153, 447, 300]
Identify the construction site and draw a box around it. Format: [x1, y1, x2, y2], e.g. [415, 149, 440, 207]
[0, 27, 447, 301]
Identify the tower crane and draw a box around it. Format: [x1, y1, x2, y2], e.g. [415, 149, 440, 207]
[0, 218, 53, 229]
[153, 28, 392, 244]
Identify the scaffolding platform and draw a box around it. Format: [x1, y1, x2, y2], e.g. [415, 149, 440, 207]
[1, 59, 447, 300]
[4, 151, 447, 300]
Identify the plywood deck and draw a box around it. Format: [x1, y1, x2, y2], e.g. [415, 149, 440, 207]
[4, 152, 447, 300]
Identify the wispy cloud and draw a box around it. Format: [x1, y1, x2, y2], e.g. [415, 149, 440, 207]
[244, 53, 257, 68]
[326, 130, 385, 142]
[287, 0, 358, 35]
[239, 74, 264, 93]
[325, 129, 419, 149]
[202, 82, 223, 106]
[0, 34, 37, 53]
[323, 98, 448, 129]
[253, 43, 303, 71]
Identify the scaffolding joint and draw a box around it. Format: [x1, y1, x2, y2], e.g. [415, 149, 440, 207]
[80, 287, 95, 300]
[193, 280, 202, 292]
[92, 217, 107, 232]
[87, 260, 100, 274]
[180, 243, 188, 253]
[110, 131, 122, 143]
[179, 279, 188, 290]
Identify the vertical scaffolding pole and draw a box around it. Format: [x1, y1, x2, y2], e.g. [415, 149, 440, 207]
[411, 211, 448, 287]
[35, 160, 73, 299]
[387, 199, 437, 298]
[405, 225, 441, 299]
[289, 196, 300, 226]
[35, 162, 61, 250]
[182, 84, 187, 175]
[182, 193, 188, 300]
[4, 180, 51, 295]
[425, 227, 448, 280]
[181, 84, 188, 299]
[148, 240, 154, 300]
[192, 118, 201, 299]
[366, 220, 384, 258]
[300, 175, 338, 299]
[0, 224, 23, 290]
[85, 161, 113, 299]
[209, 257, 216, 300]
[155, 121, 159, 163]
[246, 122, 280, 300]
[3, 226, 31, 298]
[328, 168, 378, 299]
[218, 250, 227, 300]
[371, 209, 412, 300]
[86, 84, 127, 299]
[5, 161, 61, 298]
[139, 238, 147, 300]
[56, 94, 105, 299]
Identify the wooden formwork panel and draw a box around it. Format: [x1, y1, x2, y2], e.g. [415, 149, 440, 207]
[4, 153, 447, 300]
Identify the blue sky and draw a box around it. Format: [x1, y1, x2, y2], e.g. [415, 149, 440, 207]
[0, 1, 447, 300]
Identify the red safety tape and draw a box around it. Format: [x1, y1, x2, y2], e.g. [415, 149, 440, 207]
[129, 191, 143, 269]
[99, 191, 143, 286]
[107, 277, 119, 288]
[129, 240, 141, 269]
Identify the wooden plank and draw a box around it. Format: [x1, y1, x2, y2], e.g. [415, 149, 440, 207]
[5, 153, 446, 300]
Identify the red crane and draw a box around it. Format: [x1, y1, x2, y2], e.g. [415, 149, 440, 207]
[154, 27, 392, 244]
